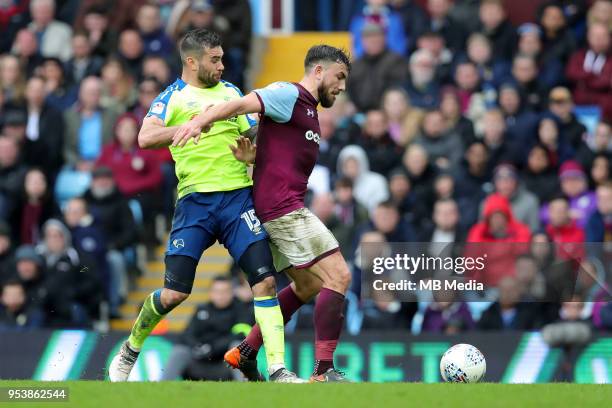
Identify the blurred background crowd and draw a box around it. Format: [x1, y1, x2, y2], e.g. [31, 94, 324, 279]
[0, 0, 611, 376]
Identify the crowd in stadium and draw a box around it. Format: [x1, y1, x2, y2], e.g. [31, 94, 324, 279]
[0, 0, 611, 344]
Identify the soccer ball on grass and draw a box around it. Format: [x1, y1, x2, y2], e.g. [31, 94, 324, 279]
[440, 343, 486, 383]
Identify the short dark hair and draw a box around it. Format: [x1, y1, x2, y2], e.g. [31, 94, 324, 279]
[179, 29, 222, 63]
[140, 76, 163, 93]
[1, 278, 23, 293]
[335, 177, 353, 189]
[304, 45, 351, 72]
[516, 253, 536, 263]
[212, 275, 231, 284]
[435, 197, 457, 206]
[598, 180, 612, 192]
[377, 199, 398, 211]
[549, 194, 569, 205]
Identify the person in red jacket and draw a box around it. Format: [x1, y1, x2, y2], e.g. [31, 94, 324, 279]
[545, 195, 586, 262]
[96, 112, 162, 247]
[467, 193, 532, 285]
[565, 23, 612, 120]
[97, 113, 162, 197]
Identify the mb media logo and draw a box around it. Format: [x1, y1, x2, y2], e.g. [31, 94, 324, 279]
[173, 239, 185, 248]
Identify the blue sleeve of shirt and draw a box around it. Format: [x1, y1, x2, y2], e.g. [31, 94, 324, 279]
[387, 14, 407, 56]
[253, 82, 299, 123]
[146, 79, 186, 123]
[146, 90, 172, 122]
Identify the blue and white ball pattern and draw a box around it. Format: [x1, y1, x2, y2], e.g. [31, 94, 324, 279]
[440, 344, 486, 383]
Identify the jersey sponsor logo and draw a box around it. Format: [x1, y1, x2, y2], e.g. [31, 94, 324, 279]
[306, 108, 315, 118]
[305, 130, 320, 144]
[241, 209, 263, 235]
[172, 238, 185, 248]
[150, 102, 165, 114]
[268, 82, 286, 90]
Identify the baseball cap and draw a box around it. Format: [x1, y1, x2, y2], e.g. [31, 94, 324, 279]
[191, 0, 213, 12]
[493, 163, 519, 180]
[559, 160, 585, 180]
[15, 245, 43, 267]
[92, 165, 114, 179]
[518, 23, 542, 37]
[361, 22, 385, 36]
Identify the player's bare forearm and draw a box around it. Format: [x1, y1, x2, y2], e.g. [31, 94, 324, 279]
[138, 116, 179, 149]
[195, 93, 261, 127]
[173, 93, 262, 147]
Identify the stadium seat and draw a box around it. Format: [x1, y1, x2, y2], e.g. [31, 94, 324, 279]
[345, 291, 363, 335]
[54, 168, 92, 208]
[574, 105, 602, 136]
[411, 301, 431, 335]
[128, 199, 144, 227]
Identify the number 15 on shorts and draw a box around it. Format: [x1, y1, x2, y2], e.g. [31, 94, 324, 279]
[241, 209, 263, 235]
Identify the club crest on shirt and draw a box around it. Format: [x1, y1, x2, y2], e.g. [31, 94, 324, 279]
[150, 102, 165, 114]
[269, 82, 286, 90]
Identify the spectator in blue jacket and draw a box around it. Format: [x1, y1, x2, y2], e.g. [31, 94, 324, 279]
[586, 182, 612, 243]
[136, 3, 175, 58]
[497, 82, 539, 156]
[517, 23, 564, 89]
[350, 0, 407, 58]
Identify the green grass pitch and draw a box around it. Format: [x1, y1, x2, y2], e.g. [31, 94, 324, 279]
[1, 381, 610, 408]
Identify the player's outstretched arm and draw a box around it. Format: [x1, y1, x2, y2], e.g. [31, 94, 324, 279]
[138, 116, 180, 149]
[172, 93, 262, 147]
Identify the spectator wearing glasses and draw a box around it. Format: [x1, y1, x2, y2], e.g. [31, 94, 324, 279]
[547, 86, 587, 152]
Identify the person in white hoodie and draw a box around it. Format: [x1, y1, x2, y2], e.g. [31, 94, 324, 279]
[28, 0, 73, 62]
[337, 145, 389, 212]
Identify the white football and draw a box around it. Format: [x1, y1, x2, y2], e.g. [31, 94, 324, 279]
[440, 343, 486, 383]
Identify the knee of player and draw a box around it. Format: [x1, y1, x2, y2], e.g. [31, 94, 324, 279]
[333, 264, 352, 290]
[252, 275, 277, 297]
[295, 277, 322, 300]
[161, 288, 189, 307]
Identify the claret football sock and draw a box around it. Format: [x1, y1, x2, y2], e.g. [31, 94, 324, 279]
[239, 285, 304, 359]
[313, 287, 345, 376]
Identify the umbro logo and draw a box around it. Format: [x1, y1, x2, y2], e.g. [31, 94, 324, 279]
[173, 239, 185, 248]
[306, 109, 315, 118]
